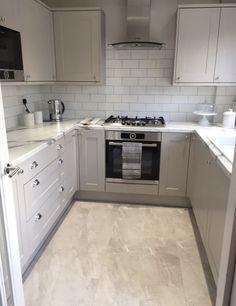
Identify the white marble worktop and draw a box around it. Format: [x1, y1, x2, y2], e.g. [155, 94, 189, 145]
[7, 119, 236, 176]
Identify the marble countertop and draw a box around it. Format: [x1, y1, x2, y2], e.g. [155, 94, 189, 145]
[7, 119, 236, 176]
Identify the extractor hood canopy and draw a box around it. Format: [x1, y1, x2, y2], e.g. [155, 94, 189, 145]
[109, 0, 164, 49]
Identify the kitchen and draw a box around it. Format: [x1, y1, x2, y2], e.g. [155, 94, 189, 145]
[1, 0, 236, 305]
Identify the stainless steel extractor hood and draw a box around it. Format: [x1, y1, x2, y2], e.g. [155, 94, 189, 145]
[109, 0, 164, 49]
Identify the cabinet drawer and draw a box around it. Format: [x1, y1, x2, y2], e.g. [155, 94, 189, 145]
[61, 178, 76, 210]
[55, 136, 65, 156]
[24, 157, 65, 220]
[20, 143, 57, 184]
[28, 189, 62, 254]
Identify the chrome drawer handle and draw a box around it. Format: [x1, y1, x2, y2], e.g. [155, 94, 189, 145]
[59, 186, 65, 193]
[31, 161, 39, 169]
[58, 159, 64, 165]
[57, 144, 63, 150]
[35, 213, 42, 222]
[33, 179, 40, 188]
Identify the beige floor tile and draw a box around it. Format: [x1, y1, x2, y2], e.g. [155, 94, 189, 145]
[24, 201, 215, 306]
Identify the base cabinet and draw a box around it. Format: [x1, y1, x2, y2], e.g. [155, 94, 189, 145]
[78, 128, 105, 192]
[13, 134, 77, 272]
[188, 134, 230, 283]
[159, 133, 190, 196]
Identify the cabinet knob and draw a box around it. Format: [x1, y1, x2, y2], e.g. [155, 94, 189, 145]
[35, 213, 42, 222]
[59, 186, 65, 193]
[93, 75, 97, 81]
[33, 179, 40, 188]
[58, 158, 64, 165]
[176, 76, 180, 81]
[57, 144, 63, 151]
[214, 76, 220, 81]
[31, 161, 39, 169]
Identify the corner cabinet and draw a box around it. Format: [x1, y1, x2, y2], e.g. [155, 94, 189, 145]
[188, 134, 230, 283]
[53, 9, 105, 83]
[159, 133, 190, 197]
[174, 5, 236, 85]
[21, 0, 56, 82]
[78, 128, 105, 192]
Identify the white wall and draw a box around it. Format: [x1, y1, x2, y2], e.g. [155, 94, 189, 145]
[43, 0, 220, 48]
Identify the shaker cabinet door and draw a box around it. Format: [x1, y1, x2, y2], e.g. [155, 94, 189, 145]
[174, 8, 220, 83]
[21, 0, 55, 82]
[79, 129, 105, 192]
[207, 160, 230, 282]
[53, 10, 103, 82]
[159, 133, 190, 197]
[214, 8, 236, 83]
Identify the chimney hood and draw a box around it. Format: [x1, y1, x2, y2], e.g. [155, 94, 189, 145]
[109, 0, 164, 49]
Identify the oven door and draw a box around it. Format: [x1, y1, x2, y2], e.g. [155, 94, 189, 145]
[106, 140, 161, 184]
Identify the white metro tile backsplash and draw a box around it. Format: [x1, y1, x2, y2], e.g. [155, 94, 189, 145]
[2, 48, 236, 129]
[42, 48, 235, 122]
[1, 85, 44, 129]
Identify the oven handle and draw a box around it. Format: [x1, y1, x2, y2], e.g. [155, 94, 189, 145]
[108, 142, 158, 148]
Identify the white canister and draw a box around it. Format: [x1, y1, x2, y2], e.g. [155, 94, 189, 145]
[23, 113, 35, 128]
[34, 111, 43, 124]
[222, 109, 236, 129]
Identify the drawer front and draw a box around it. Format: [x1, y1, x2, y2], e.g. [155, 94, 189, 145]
[20, 143, 57, 184]
[28, 188, 62, 254]
[24, 157, 65, 220]
[61, 178, 76, 210]
[55, 136, 65, 156]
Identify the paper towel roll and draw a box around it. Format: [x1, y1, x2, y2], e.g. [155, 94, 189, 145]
[23, 113, 35, 127]
[34, 111, 43, 124]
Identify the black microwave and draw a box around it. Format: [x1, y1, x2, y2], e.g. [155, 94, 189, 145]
[0, 26, 24, 81]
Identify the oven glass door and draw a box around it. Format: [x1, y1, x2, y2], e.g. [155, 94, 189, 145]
[106, 140, 161, 181]
[0, 26, 23, 70]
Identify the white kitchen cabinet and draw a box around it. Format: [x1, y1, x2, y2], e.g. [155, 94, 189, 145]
[214, 8, 236, 83]
[159, 133, 190, 197]
[174, 8, 220, 83]
[79, 128, 105, 192]
[13, 135, 76, 272]
[21, 0, 55, 82]
[188, 134, 230, 283]
[62, 130, 78, 208]
[0, 0, 21, 30]
[207, 159, 229, 281]
[189, 136, 211, 241]
[53, 9, 105, 82]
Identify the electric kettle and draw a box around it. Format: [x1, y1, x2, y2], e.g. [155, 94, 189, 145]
[48, 99, 65, 121]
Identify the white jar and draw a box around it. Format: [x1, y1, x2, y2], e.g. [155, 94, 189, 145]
[23, 113, 35, 128]
[34, 111, 43, 124]
[222, 109, 236, 128]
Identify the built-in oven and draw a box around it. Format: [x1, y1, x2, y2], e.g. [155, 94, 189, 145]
[0, 26, 24, 81]
[106, 131, 161, 185]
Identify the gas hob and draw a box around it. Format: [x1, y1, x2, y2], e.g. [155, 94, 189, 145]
[104, 116, 166, 127]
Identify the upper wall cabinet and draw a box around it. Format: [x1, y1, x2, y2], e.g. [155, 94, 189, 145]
[214, 8, 236, 83]
[21, 0, 56, 82]
[0, 0, 21, 30]
[174, 5, 236, 85]
[53, 9, 105, 83]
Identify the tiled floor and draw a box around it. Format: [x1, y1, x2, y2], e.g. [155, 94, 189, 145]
[24, 201, 215, 306]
